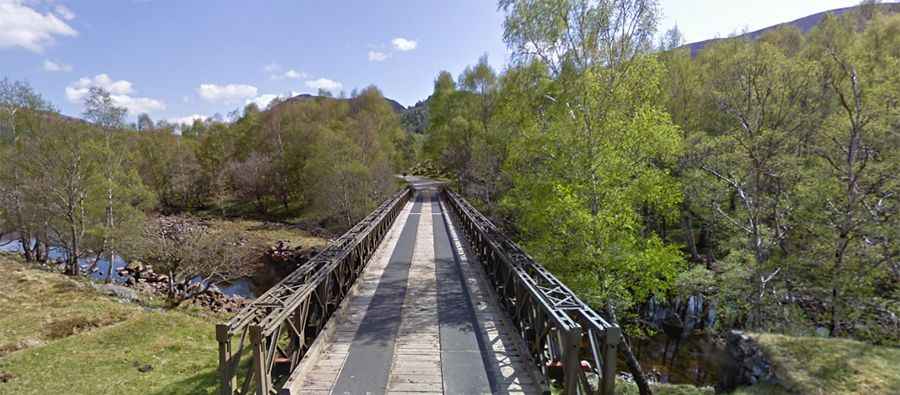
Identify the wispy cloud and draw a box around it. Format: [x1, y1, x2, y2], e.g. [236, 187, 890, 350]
[197, 83, 258, 103]
[54, 4, 75, 21]
[264, 62, 307, 80]
[43, 59, 72, 72]
[391, 37, 417, 51]
[273, 69, 306, 80]
[245, 94, 281, 109]
[263, 62, 281, 73]
[0, 0, 78, 52]
[368, 50, 389, 62]
[305, 78, 342, 94]
[168, 114, 208, 126]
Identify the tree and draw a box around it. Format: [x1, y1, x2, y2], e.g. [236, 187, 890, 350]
[307, 87, 403, 227]
[24, 120, 101, 275]
[82, 87, 152, 280]
[686, 34, 816, 327]
[137, 113, 154, 131]
[141, 221, 258, 305]
[500, 0, 659, 74]
[658, 25, 685, 52]
[0, 79, 56, 263]
[798, 12, 900, 336]
[228, 152, 275, 214]
[499, 1, 678, 393]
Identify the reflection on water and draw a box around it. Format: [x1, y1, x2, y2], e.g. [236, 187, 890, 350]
[627, 294, 725, 387]
[0, 237, 254, 298]
[631, 332, 725, 386]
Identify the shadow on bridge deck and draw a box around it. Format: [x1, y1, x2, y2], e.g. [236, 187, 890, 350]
[290, 184, 540, 395]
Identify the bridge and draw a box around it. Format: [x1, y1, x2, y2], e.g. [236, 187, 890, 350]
[217, 179, 621, 395]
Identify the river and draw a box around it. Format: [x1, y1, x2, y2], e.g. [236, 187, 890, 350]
[0, 237, 254, 298]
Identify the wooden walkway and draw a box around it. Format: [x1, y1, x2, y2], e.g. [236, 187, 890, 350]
[287, 187, 541, 395]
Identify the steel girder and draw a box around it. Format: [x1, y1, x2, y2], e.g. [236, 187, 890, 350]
[443, 189, 620, 395]
[216, 188, 412, 395]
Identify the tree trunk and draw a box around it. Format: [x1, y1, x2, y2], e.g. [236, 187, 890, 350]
[682, 211, 701, 262]
[67, 224, 80, 276]
[608, 308, 652, 395]
[21, 234, 34, 262]
[829, 287, 839, 337]
[622, 332, 653, 395]
[37, 234, 49, 263]
[105, 252, 115, 283]
[167, 271, 177, 302]
[33, 238, 43, 262]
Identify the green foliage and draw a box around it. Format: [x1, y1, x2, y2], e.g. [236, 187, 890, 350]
[501, 56, 685, 311]
[659, 9, 900, 340]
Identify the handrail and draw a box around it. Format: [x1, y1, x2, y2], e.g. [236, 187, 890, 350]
[216, 187, 412, 395]
[442, 188, 620, 395]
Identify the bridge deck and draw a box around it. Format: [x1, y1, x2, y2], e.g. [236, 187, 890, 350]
[292, 187, 541, 394]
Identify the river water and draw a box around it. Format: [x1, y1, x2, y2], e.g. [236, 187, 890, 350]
[629, 295, 726, 387]
[0, 237, 254, 298]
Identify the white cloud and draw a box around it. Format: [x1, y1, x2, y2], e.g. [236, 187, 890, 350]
[65, 74, 133, 102]
[54, 4, 75, 21]
[304, 78, 342, 94]
[168, 114, 208, 126]
[368, 51, 389, 62]
[197, 83, 258, 103]
[110, 94, 165, 114]
[265, 62, 306, 80]
[43, 59, 71, 72]
[391, 37, 417, 51]
[0, 0, 78, 52]
[65, 73, 165, 114]
[245, 94, 280, 109]
[271, 68, 306, 80]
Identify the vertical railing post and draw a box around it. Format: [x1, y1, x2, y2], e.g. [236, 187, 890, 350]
[601, 327, 620, 395]
[217, 324, 235, 395]
[564, 328, 581, 395]
[250, 325, 270, 395]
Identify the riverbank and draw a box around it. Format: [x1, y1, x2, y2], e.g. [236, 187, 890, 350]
[615, 331, 900, 395]
[0, 254, 221, 394]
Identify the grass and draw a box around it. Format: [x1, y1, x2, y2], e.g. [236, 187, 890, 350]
[0, 256, 137, 357]
[208, 218, 327, 250]
[746, 332, 900, 395]
[0, 254, 221, 394]
[614, 380, 715, 395]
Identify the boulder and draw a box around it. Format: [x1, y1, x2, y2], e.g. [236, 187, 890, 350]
[718, 331, 776, 391]
[97, 284, 139, 303]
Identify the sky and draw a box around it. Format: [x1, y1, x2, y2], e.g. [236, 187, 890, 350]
[0, 0, 874, 124]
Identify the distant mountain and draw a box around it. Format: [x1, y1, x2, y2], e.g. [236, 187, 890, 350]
[275, 93, 430, 134]
[682, 3, 900, 56]
[277, 93, 406, 114]
[400, 97, 430, 134]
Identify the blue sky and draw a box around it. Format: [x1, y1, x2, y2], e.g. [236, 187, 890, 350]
[1, 0, 868, 124]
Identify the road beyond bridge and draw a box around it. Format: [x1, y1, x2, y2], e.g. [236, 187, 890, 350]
[217, 178, 620, 395]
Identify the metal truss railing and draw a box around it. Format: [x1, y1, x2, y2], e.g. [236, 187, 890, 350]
[443, 189, 620, 395]
[216, 187, 411, 395]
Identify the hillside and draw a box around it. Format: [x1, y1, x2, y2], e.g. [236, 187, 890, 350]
[0, 254, 221, 394]
[682, 2, 900, 56]
[275, 92, 407, 113]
